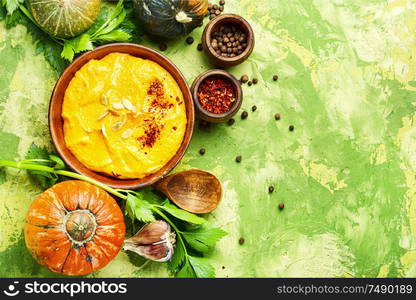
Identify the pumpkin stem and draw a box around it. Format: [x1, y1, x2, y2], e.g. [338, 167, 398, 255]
[175, 11, 192, 24]
[64, 209, 97, 244]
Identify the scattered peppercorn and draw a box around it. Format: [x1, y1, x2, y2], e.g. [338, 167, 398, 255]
[274, 113, 281, 120]
[273, 75, 279, 81]
[238, 237, 245, 245]
[197, 43, 203, 51]
[186, 36, 194, 45]
[197, 77, 237, 114]
[278, 203, 285, 210]
[207, 1, 225, 19]
[252, 78, 258, 84]
[240, 75, 249, 83]
[289, 125, 294, 131]
[227, 118, 235, 126]
[159, 43, 167, 51]
[199, 148, 206, 155]
[268, 186, 274, 193]
[235, 155, 242, 163]
[251, 105, 257, 112]
[222, 266, 226, 269]
[247, 81, 252, 86]
[241, 111, 248, 119]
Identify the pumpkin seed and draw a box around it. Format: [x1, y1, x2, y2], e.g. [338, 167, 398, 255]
[100, 94, 108, 106]
[101, 124, 107, 138]
[122, 99, 135, 112]
[112, 121, 124, 131]
[112, 102, 124, 110]
[121, 128, 134, 139]
[97, 110, 109, 121]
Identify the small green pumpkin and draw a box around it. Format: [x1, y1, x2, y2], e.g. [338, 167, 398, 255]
[27, 0, 101, 39]
[134, 0, 208, 39]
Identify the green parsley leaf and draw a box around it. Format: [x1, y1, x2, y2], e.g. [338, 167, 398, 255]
[2, 0, 23, 15]
[126, 193, 155, 223]
[182, 223, 227, 253]
[176, 260, 196, 278]
[159, 202, 207, 224]
[168, 238, 186, 273]
[188, 256, 215, 278]
[25, 143, 57, 189]
[95, 29, 131, 42]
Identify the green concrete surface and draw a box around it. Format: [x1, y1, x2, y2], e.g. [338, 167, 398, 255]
[1, 0, 416, 277]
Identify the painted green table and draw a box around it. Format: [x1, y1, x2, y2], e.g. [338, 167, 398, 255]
[1, 0, 416, 277]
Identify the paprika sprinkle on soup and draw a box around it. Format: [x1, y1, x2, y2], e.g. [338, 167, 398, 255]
[197, 77, 236, 114]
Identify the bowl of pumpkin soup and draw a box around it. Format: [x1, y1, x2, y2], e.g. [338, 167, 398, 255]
[49, 43, 194, 189]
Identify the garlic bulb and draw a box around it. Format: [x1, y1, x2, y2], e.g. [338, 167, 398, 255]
[123, 220, 175, 262]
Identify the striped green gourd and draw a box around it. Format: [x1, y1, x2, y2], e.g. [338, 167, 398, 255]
[27, 0, 101, 39]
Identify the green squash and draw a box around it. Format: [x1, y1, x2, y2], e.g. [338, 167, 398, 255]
[134, 0, 208, 39]
[27, 0, 101, 39]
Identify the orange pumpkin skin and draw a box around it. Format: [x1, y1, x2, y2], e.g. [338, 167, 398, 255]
[24, 180, 126, 276]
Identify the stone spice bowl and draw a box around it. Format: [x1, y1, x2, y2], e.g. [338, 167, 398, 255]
[202, 14, 255, 67]
[191, 69, 243, 123]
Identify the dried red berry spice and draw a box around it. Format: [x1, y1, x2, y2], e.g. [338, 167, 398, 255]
[197, 77, 236, 114]
[148, 79, 164, 98]
[138, 121, 161, 148]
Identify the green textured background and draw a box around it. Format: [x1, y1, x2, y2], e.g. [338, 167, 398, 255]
[1, 0, 416, 278]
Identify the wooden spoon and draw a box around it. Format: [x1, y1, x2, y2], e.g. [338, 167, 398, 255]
[153, 169, 222, 214]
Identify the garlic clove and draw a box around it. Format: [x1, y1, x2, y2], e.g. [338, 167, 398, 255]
[123, 220, 175, 262]
[124, 242, 174, 262]
[127, 220, 171, 245]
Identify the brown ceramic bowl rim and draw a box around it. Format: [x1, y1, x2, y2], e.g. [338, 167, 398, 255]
[204, 13, 254, 64]
[49, 43, 194, 189]
[191, 69, 243, 121]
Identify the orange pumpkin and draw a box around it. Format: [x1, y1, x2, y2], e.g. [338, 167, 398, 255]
[24, 180, 126, 275]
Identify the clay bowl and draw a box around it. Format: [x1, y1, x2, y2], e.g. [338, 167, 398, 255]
[49, 43, 194, 190]
[191, 69, 243, 123]
[202, 14, 255, 67]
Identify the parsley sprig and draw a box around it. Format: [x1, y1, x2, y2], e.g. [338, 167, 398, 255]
[0, 0, 138, 72]
[0, 144, 227, 278]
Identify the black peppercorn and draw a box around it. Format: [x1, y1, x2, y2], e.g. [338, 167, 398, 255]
[274, 113, 281, 120]
[252, 78, 258, 84]
[227, 118, 235, 125]
[186, 36, 194, 45]
[199, 148, 206, 155]
[273, 75, 279, 81]
[159, 43, 167, 51]
[197, 43, 203, 51]
[278, 203, 285, 210]
[241, 111, 248, 119]
[240, 75, 249, 83]
[247, 81, 252, 86]
[268, 186, 274, 193]
[289, 125, 294, 131]
[252, 105, 257, 112]
[239, 237, 245, 245]
[235, 155, 242, 163]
